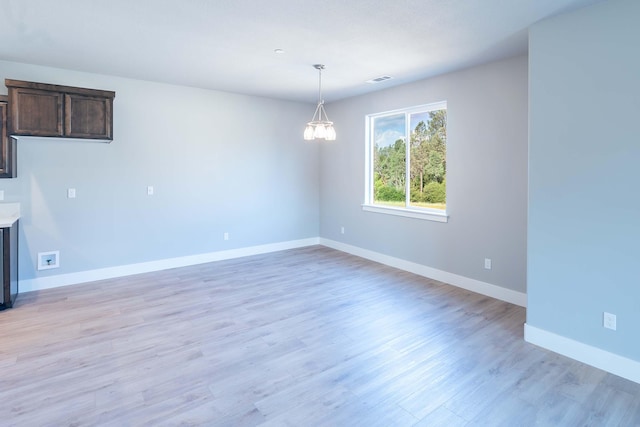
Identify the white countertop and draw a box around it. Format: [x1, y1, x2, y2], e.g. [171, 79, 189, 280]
[0, 203, 20, 228]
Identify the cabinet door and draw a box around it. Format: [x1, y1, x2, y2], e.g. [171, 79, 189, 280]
[0, 102, 16, 178]
[0, 222, 18, 309]
[65, 94, 113, 139]
[8, 88, 64, 136]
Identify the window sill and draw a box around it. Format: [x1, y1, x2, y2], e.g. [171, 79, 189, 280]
[362, 204, 448, 223]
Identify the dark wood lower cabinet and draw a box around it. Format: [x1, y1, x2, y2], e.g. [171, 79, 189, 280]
[0, 220, 18, 310]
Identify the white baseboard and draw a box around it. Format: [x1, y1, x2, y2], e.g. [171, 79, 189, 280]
[319, 238, 527, 307]
[524, 323, 640, 384]
[19, 238, 320, 293]
[20, 236, 526, 309]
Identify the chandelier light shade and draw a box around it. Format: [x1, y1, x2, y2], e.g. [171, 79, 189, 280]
[304, 64, 336, 141]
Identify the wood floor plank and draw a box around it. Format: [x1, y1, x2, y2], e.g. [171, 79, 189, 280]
[0, 246, 638, 426]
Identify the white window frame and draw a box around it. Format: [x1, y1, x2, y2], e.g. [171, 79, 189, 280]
[363, 101, 448, 223]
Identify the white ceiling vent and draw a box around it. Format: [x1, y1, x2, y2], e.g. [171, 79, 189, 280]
[366, 75, 393, 84]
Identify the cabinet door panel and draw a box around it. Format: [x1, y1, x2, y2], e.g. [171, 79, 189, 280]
[9, 88, 64, 136]
[0, 102, 16, 178]
[0, 102, 7, 174]
[65, 94, 112, 139]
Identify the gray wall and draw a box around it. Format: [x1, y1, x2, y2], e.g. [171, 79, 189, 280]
[319, 56, 529, 293]
[528, 0, 640, 360]
[0, 60, 319, 283]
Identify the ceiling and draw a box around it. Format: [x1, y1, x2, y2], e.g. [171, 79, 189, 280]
[0, 0, 601, 103]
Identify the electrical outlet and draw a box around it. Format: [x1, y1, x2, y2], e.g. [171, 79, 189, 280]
[224, 232, 229, 241]
[341, 226, 345, 234]
[0, 190, 4, 201]
[147, 186, 154, 196]
[484, 258, 492, 270]
[37, 251, 60, 270]
[67, 188, 76, 199]
[603, 312, 617, 330]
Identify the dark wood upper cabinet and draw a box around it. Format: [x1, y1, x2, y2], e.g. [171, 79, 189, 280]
[0, 95, 16, 178]
[5, 79, 115, 141]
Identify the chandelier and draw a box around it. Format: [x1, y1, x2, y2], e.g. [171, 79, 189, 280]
[304, 64, 336, 141]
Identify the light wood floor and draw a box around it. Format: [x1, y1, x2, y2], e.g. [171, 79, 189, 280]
[1, 246, 639, 426]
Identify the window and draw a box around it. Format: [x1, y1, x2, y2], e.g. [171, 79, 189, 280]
[364, 101, 447, 222]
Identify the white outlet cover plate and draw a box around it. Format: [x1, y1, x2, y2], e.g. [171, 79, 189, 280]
[604, 312, 617, 330]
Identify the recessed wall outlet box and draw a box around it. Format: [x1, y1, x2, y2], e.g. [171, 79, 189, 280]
[484, 258, 492, 270]
[67, 188, 76, 198]
[603, 312, 617, 330]
[224, 232, 229, 241]
[37, 251, 60, 270]
[147, 186, 154, 196]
